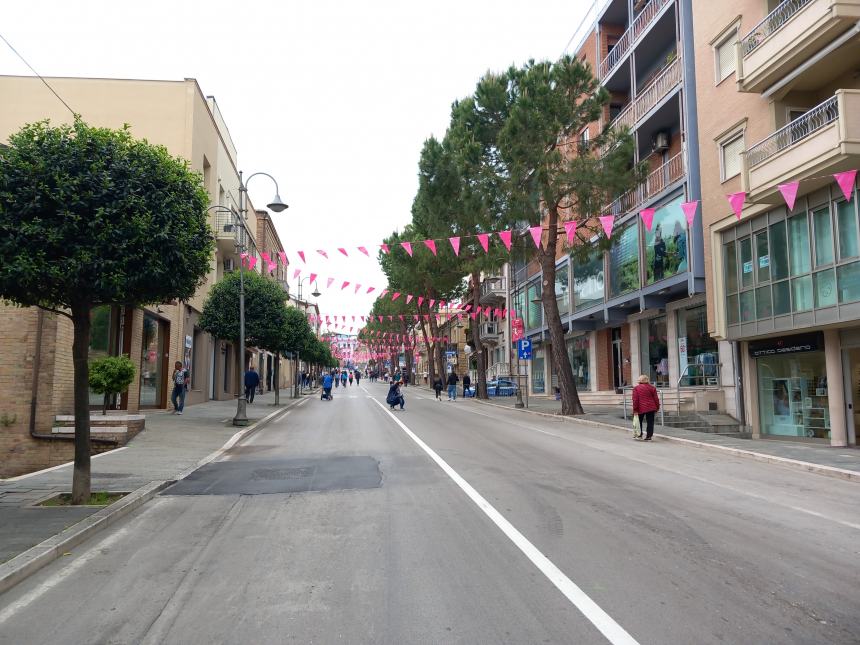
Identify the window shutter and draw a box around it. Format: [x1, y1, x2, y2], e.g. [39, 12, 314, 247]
[722, 134, 744, 179]
[716, 35, 737, 81]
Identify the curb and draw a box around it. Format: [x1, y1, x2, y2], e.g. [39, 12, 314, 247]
[0, 397, 303, 597]
[470, 398, 860, 484]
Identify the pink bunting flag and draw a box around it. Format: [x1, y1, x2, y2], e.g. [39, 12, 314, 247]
[392, 292, 402, 301]
[278, 251, 287, 266]
[429, 299, 436, 308]
[261, 251, 270, 263]
[449, 237, 461, 256]
[367, 286, 375, 294]
[327, 277, 335, 289]
[463, 304, 472, 312]
[240, 252, 248, 262]
[439, 300, 446, 309]
[400, 242, 413, 257]
[268, 261, 276, 274]
[681, 201, 699, 227]
[358, 246, 369, 257]
[317, 249, 328, 259]
[406, 294, 413, 304]
[398, 315, 404, 321]
[834, 170, 857, 201]
[563, 221, 577, 244]
[599, 215, 615, 239]
[529, 226, 543, 249]
[639, 208, 655, 232]
[297, 251, 306, 264]
[388, 315, 393, 322]
[341, 281, 350, 290]
[292, 268, 301, 279]
[484, 306, 492, 317]
[498, 230, 513, 251]
[727, 192, 746, 219]
[477, 233, 490, 253]
[304, 273, 315, 285]
[417, 296, 424, 307]
[377, 316, 383, 323]
[778, 182, 800, 212]
[424, 314, 430, 320]
[424, 240, 437, 256]
[380, 244, 390, 254]
[413, 315, 419, 321]
[354, 284, 361, 294]
[338, 248, 349, 257]
[494, 308, 502, 317]
[248, 257, 257, 270]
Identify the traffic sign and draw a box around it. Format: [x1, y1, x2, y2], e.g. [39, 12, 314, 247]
[517, 338, 532, 360]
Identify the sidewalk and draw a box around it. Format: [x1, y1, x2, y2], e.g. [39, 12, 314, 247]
[0, 390, 303, 564]
[471, 393, 860, 477]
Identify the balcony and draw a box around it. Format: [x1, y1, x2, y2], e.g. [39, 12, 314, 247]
[737, 0, 860, 94]
[598, 0, 672, 80]
[605, 150, 685, 217]
[609, 55, 681, 133]
[479, 321, 501, 343]
[742, 91, 860, 202]
[480, 277, 506, 304]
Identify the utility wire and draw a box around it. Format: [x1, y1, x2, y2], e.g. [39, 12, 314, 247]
[0, 31, 76, 116]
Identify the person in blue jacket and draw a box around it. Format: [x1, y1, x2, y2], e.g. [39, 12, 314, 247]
[244, 366, 260, 403]
[321, 373, 333, 400]
[386, 379, 405, 410]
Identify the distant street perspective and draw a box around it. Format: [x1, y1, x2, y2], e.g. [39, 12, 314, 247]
[2, 0, 860, 643]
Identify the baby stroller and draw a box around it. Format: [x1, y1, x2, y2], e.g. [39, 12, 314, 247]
[321, 387, 333, 401]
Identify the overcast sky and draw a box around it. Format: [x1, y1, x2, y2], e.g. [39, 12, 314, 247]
[2, 0, 591, 331]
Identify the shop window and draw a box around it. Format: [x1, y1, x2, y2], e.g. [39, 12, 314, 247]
[574, 246, 604, 311]
[609, 222, 639, 297]
[645, 196, 687, 285]
[813, 206, 834, 267]
[788, 214, 811, 276]
[566, 336, 590, 390]
[773, 281, 791, 315]
[641, 316, 669, 387]
[813, 269, 836, 308]
[140, 313, 165, 408]
[770, 220, 789, 280]
[837, 200, 859, 260]
[757, 351, 829, 439]
[531, 348, 545, 394]
[837, 261, 860, 303]
[678, 306, 719, 386]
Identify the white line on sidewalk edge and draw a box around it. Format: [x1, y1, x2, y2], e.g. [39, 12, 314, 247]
[369, 397, 640, 645]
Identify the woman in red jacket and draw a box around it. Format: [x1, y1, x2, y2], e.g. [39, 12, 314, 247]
[632, 374, 660, 441]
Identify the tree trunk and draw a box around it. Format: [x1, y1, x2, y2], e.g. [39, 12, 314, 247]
[102, 393, 109, 416]
[274, 356, 280, 405]
[471, 271, 488, 399]
[419, 317, 435, 386]
[427, 314, 445, 381]
[71, 306, 92, 505]
[541, 206, 584, 415]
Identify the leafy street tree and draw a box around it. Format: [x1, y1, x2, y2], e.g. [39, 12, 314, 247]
[0, 119, 214, 504]
[475, 57, 644, 414]
[89, 355, 136, 415]
[281, 305, 316, 398]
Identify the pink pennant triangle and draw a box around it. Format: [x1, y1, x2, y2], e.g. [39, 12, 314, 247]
[498, 230, 513, 251]
[261, 251, 271, 263]
[367, 286, 375, 294]
[248, 257, 257, 270]
[326, 277, 335, 289]
[423, 240, 437, 256]
[834, 170, 857, 202]
[341, 281, 350, 290]
[268, 262, 276, 274]
[778, 182, 800, 212]
[392, 292, 401, 300]
[727, 192, 746, 219]
[681, 201, 699, 227]
[338, 247, 349, 257]
[354, 284, 361, 294]
[529, 226, 542, 249]
[477, 233, 490, 253]
[380, 289, 388, 298]
[358, 246, 369, 257]
[417, 296, 424, 307]
[449, 237, 461, 256]
[377, 316, 383, 323]
[639, 208, 655, 232]
[292, 268, 301, 279]
[429, 299, 436, 308]
[297, 251, 306, 264]
[308, 272, 317, 284]
[406, 294, 413, 304]
[599, 215, 615, 239]
[317, 249, 328, 259]
[563, 221, 577, 244]
[380, 244, 389, 254]
[278, 251, 287, 266]
[463, 304, 472, 312]
[400, 242, 413, 257]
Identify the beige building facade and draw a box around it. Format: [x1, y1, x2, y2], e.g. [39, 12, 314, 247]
[694, 0, 860, 445]
[0, 75, 291, 475]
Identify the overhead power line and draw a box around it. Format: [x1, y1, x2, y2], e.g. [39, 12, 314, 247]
[0, 31, 76, 116]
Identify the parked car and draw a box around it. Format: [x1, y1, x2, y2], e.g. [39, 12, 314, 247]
[464, 378, 519, 397]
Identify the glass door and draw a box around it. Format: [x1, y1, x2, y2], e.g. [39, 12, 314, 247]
[140, 313, 166, 408]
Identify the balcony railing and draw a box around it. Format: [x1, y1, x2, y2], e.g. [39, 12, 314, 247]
[605, 151, 685, 217]
[479, 322, 500, 339]
[746, 95, 838, 167]
[598, 0, 671, 79]
[480, 277, 506, 298]
[213, 211, 236, 239]
[741, 0, 814, 57]
[608, 55, 681, 132]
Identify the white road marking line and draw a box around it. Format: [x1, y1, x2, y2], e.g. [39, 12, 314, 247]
[0, 525, 133, 624]
[2, 447, 129, 482]
[370, 397, 639, 645]
[457, 405, 860, 531]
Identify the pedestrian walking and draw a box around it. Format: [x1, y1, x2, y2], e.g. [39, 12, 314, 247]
[433, 375, 443, 400]
[632, 374, 660, 441]
[170, 361, 189, 415]
[349, 372, 354, 386]
[244, 365, 260, 403]
[334, 369, 340, 388]
[446, 371, 459, 401]
[341, 371, 348, 388]
[387, 379, 405, 410]
[462, 373, 471, 398]
[321, 372, 333, 400]
[355, 370, 361, 386]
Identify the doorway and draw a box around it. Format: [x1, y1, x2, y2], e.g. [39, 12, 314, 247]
[140, 313, 169, 408]
[612, 327, 624, 391]
[209, 342, 216, 400]
[843, 349, 860, 445]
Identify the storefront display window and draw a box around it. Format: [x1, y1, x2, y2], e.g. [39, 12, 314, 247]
[644, 196, 686, 285]
[574, 246, 604, 311]
[677, 306, 719, 386]
[140, 313, 165, 408]
[609, 222, 639, 297]
[526, 282, 542, 330]
[641, 316, 669, 387]
[531, 348, 545, 394]
[566, 335, 590, 390]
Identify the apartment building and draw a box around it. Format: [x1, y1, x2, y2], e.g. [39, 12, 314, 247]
[694, 0, 860, 446]
[0, 75, 289, 475]
[513, 0, 723, 411]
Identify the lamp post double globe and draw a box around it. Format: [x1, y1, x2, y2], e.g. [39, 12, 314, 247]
[209, 171, 287, 426]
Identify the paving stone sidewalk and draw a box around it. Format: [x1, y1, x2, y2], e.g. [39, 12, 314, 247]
[0, 389, 305, 564]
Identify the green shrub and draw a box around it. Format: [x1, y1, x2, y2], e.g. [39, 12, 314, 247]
[89, 355, 136, 415]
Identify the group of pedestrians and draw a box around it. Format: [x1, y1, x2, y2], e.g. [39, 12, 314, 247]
[431, 371, 471, 401]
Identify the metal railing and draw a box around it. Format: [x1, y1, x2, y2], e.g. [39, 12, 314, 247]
[479, 321, 500, 339]
[741, 0, 814, 56]
[609, 55, 681, 132]
[488, 362, 511, 379]
[622, 386, 666, 427]
[676, 361, 722, 415]
[480, 277, 506, 298]
[746, 96, 838, 167]
[598, 0, 671, 79]
[213, 211, 236, 238]
[604, 151, 685, 216]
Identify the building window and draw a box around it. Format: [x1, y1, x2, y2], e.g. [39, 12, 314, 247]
[526, 282, 542, 329]
[609, 222, 639, 298]
[574, 246, 604, 311]
[579, 127, 590, 152]
[720, 132, 744, 181]
[555, 262, 570, 315]
[714, 28, 738, 82]
[757, 351, 829, 440]
[531, 348, 545, 394]
[677, 306, 719, 386]
[641, 316, 669, 387]
[567, 335, 590, 390]
[645, 195, 687, 285]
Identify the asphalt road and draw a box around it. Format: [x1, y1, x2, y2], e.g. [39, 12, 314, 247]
[1, 382, 858, 644]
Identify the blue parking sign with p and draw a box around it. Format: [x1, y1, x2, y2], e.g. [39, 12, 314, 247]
[517, 339, 532, 360]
